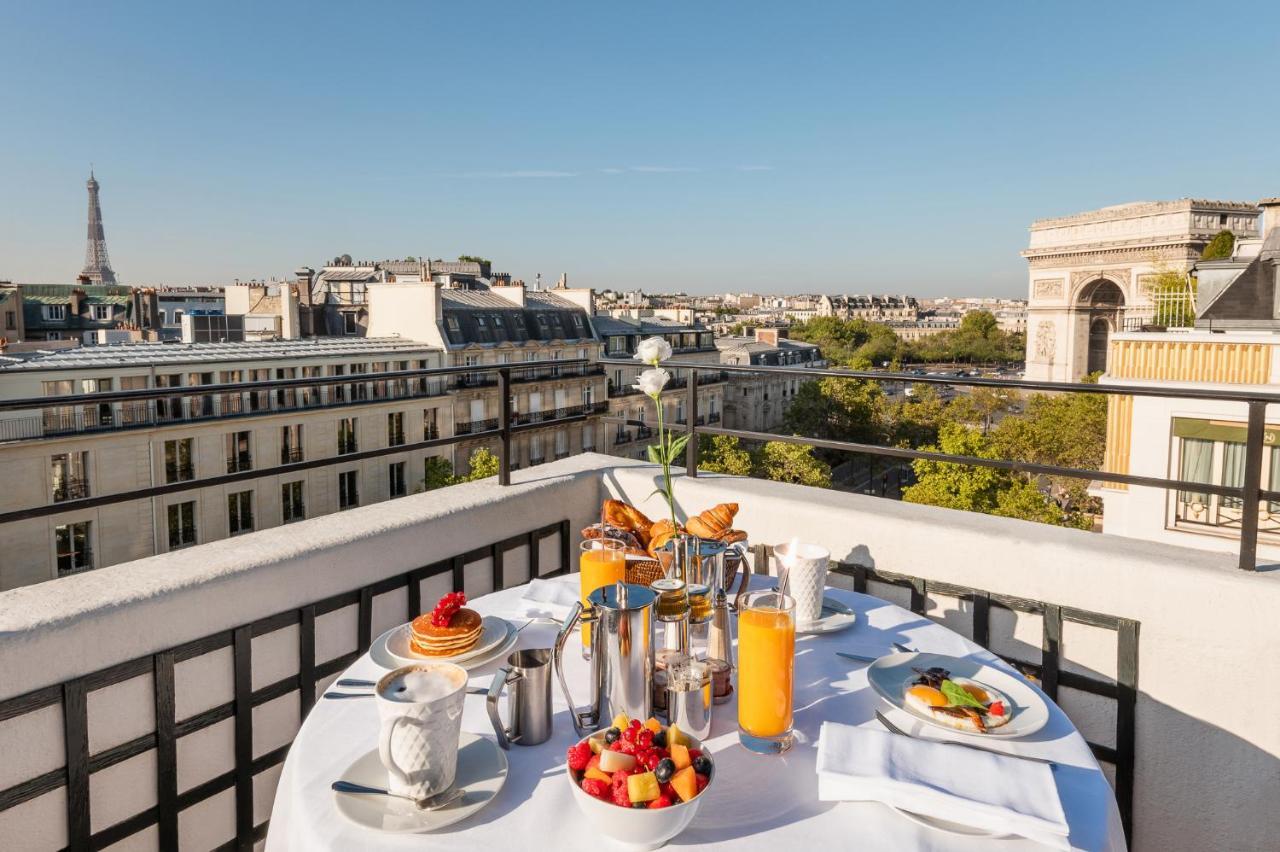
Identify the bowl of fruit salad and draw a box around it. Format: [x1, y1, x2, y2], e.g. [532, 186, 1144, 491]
[565, 714, 714, 851]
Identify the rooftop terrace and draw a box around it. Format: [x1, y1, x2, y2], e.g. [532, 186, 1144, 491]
[0, 454, 1276, 850]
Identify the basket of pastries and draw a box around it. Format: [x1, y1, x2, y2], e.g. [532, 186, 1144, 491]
[581, 500, 748, 586]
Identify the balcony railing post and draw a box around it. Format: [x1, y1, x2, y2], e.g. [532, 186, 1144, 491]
[686, 366, 698, 477]
[498, 368, 511, 486]
[1238, 399, 1266, 571]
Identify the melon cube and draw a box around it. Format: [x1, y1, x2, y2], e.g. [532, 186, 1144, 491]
[643, 717, 662, 733]
[598, 749, 637, 773]
[669, 742, 691, 771]
[589, 736, 604, 755]
[627, 771, 660, 803]
[585, 765, 613, 784]
[610, 713, 630, 731]
[667, 723, 687, 747]
[670, 766, 697, 802]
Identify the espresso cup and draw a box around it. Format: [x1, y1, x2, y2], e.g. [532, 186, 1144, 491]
[375, 662, 467, 799]
[775, 541, 830, 624]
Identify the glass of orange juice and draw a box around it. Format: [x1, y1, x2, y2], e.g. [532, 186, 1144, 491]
[579, 538, 626, 658]
[737, 590, 796, 753]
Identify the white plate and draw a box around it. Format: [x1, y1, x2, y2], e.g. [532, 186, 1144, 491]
[867, 652, 1049, 739]
[378, 616, 513, 667]
[891, 805, 1015, 838]
[333, 732, 508, 834]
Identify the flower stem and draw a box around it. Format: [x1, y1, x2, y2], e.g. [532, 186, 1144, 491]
[654, 392, 676, 527]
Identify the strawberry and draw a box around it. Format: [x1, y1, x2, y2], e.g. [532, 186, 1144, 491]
[989, 701, 1006, 717]
[581, 778, 609, 799]
[566, 741, 592, 771]
[660, 782, 677, 800]
[695, 773, 709, 792]
[648, 794, 674, 809]
[612, 769, 631, 787]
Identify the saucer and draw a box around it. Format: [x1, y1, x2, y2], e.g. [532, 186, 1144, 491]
[333, 732, 508, 833]
[771, 589, 858, 635]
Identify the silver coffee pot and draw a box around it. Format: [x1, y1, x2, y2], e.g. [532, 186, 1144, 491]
[554, 582, 656, 736]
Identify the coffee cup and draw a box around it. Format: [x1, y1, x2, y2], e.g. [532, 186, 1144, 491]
[776, 541, 830, 624]
[375, 662, 467, 799]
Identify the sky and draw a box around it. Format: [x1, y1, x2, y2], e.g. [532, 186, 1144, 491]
[1, 2, 1277, 297]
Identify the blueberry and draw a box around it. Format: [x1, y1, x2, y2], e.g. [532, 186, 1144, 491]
[654, 758, 676, 783]
[651, 729, 667, 748]
[603, 727, 620, 744]
[692, 755, 712, 776]
[632, 801, 648, 809]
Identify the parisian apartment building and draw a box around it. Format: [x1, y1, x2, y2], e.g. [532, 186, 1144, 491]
[0, 338, 452, 590]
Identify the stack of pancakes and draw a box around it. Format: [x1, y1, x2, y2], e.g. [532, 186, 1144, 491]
[409, 608, 483, 657]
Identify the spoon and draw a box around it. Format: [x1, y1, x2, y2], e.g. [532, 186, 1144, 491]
[331, 780, 466, 810]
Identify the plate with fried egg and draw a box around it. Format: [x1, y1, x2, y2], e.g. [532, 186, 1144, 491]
[867, 651, 1049, 739]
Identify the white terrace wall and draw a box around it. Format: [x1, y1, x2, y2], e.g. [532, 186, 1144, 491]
[0, 454, 610, 850]
[605, 466, 1280, 852]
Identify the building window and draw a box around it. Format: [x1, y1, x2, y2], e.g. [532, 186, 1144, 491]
[4, 310, 15, 330]
[91, 304, 111, 321]
[608, 336, 627, 355]
[530, 434, 544, 464]
[445, 316, 461, 334]
[343, 313, 358, 335]
[55, 521, 93, 576]
[282, 423, 304, 464]
[282, 481, 305, 524]
[173, 310, 184, 325]
[555, 429, 568, 458]
[228, 490, 254, 536]
[164, 438, 195, 483]
[43, 305, 66, 321]
[226, 430, 252, 473]
[582, 425, 595, 451]
[51, 451, 89, 502]
[423, 408, 439, 440]
[338, 418, 358, 454]
[167, 501, 197, 549]
[389, 461, 407, 498]
[338, 470, 359, 509]
[388, 412, 405, 446]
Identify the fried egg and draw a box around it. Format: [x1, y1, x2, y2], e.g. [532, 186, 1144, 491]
[901, 676, 1014, 733]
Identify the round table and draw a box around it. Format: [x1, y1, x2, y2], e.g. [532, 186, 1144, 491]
[266, 575, 1125, 851]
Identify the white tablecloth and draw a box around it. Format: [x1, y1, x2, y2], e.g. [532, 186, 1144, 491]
[266, 575, 1125, 851]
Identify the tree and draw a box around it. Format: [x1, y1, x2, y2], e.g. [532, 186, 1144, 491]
[403, 256, 417, 262]
[458, 255, 491, 265]
[879, 383, 950, 447]
[697, 434, 754, 476]
[783, 376, 885, 448]
[947, 386, 1020, 434]
[1201, 229, 1236, 260]
[419, 456, 457, 492]
[462, 448, 500, 481]
[754, 441, 832, 488]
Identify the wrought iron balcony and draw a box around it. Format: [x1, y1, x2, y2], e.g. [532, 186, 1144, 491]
[226, 451, 253, 473]
[52, 476, 89, 502]
[456, 418, 499, 436]
[281, 447, 305, 464]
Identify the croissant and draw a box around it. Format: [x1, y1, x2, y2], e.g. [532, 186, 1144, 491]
[685, 503, 739, 540]
[646, 519, 682, 558]
[602, 500, 655, 547]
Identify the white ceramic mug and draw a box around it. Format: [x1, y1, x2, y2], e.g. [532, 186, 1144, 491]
[775, 541, 830, 624]
[375, 663, 468, 799]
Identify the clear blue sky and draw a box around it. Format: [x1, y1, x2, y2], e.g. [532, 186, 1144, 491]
[2, 2, 1276, 296]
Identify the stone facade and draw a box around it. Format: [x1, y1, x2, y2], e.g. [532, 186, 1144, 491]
[1022, 199, 1260, 382]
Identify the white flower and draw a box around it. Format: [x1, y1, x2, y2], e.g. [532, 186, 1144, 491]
[634, 336, 673, 366]
[634, 367, 670, 398]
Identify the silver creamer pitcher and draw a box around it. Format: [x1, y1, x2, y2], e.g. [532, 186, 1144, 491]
[554, 582, 656, 736]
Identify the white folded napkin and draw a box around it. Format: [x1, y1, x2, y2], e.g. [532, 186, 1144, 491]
[514, 578, 579, 620]
[816, 722, 1070, 849]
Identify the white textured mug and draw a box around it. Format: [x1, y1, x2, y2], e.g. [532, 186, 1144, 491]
[776, 541, 830, 624]
[375, 663, 468, 799]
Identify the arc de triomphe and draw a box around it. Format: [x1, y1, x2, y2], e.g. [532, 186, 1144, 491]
[1022, 199, 1260, 382]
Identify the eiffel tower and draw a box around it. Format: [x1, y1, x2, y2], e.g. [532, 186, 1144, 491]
[80, 170, 118, 284]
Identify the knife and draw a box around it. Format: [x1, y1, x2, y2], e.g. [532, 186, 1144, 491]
[875, 711, 1057, 767]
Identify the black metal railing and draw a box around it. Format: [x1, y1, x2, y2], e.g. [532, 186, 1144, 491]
[456, 417, 499, 435]
[281, 447, 304, 465]
[608, 370, 728, 398]
[599, 358, 1280, 572]
[53, 476, 90, 502]
[226, 452, 253, 473]
[0, 520, 570, 852]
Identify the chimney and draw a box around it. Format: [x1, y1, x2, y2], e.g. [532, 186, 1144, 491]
[490, 279, 527, 307]
[1259, 198, 1280, 244]
[754, 327, 779, 346]
[69, 288, 84, 317]
[365, 282, 445, 347]
[281, 283, 300, 340]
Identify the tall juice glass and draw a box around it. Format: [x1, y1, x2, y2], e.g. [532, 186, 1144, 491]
[737, 590, 796, 753]
[579, 539, 626, 658]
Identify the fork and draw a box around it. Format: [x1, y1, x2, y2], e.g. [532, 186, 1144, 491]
[331, 780, 465, 810]
[874, 711, 1057, 767]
